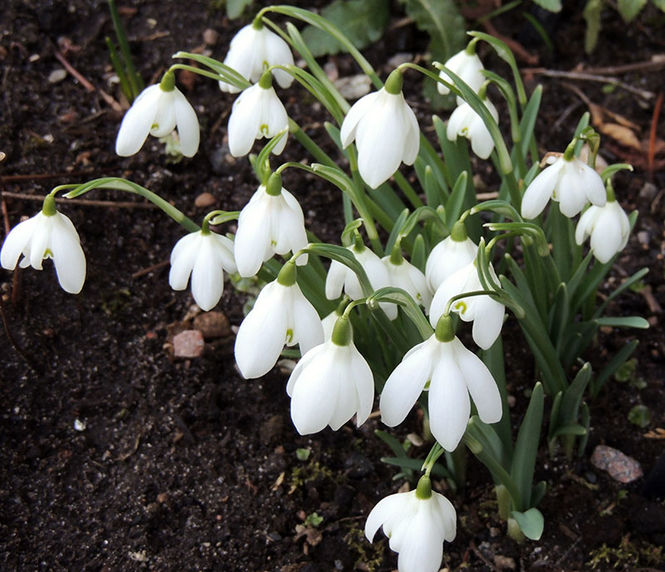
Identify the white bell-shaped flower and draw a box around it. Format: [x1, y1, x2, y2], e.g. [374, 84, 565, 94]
[227, 73, 289, 157]
[169, 226, 236, 312]
[286, 315, 374, 434]
[234, 262, 324, 379]
[380, 316, 501, 451]
[115, 72, 199, 157]
[1, 195, 86, 294]
[447, 95, 498, 160]
[382, 249, 432, 311]
[325, 241, 397, 320]
[234, 173, 308, 278]
[437, 48, 485, 96]
[365, 476, 456, 572]
[425, 222, 478, 292]
[521, 154, 606, 219]
[218, 21, 294, 93]
[429, 259, 505, 350]
[575, 196, 630, 263]
[340, 70, 419, 189]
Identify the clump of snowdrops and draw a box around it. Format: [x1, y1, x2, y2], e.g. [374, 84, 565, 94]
[1, 6, 648, 571]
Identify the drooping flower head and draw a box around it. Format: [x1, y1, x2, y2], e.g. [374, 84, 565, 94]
[218, 19, 294, 93]
[227, 72, 289, 157]
[429, 258, 505, 350]
[437, 44, 485, 96]
[382, 244, 432, 311]
[234, 261, 324, 379]
[325, 238, 397, 320]
[425, 221, 478, 292]
[169, 218, 237, 311]
[447, 91, 498, 160]
[115, 71, 200, 157]
[575, 184, 630, 263]
[1, 194, 86, 294]
[380, 315, 502, 451]
[365, 475, 456, 572]
[234, 172, 308, 278]
[340, 69, 419, 189]
[521, 153, 606, 219]
[286, 313, 374, 434]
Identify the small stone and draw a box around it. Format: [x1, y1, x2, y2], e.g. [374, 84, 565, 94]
[591, 445, 643, 483]
[48, 69, 67, 83]
[173, 330, 205, 358]
[203, 28, 219, 46]
[639, 181, 657, 200]
[494, 555, 516, 570]
[74, 418, 86, 431]
[334, 74, 371, 100]
[323, 61, 338, 81]
[637, 231, 650, 246]
[193, 311, 230, 339]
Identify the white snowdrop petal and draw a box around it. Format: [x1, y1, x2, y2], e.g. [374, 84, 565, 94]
[1, 216, 38, 270]
[590, 209, 623, 263]
[115, 85, 161, 156]
[521, 160, 564, 219]
[291, 288, 324, 353]
[578, 161, 607, 207]
[173, 89, 200, 157]
[434, 493, 457, 542]
[558, 163, 589, 217]
[340, 92, 378, 148]
[364, 493, 408, 542]
[49, 214, 86, 294]
[228, 88, 262, 157]
[429, 350, 470, 451]
[190, 239, 224, 311]
[28, 218, 50, 270]
[380, 338, 434, 426]
[149, 91, 177, 138]
[453, 338, 502, 424]
[401, 99, 420, 165]
[575, 207, 596, 245]
[397, 508, 444, 572]
[348, 346, 374, 426]
[234, 198, 272, 277]
[325, 260, 348, 300]
[470, 296, 505, 350]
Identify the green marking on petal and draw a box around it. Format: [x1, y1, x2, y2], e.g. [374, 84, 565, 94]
[455, 300, 467, 314]
[285, 328, 294, 344]
[260, 123, 269, 136]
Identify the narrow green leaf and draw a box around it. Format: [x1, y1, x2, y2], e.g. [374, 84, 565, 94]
[595, 316, 650, 329]
[583, 0, 603, 54]
[511, 508, 544, 540]
[617, 0, 648, 22]
[552, 424, 588, 437]
[519, 85, 542, 158]
[226, 0, 252, 19]
[531, 0, 562, 11]
[511, 383, 544, 511]
[591, 339, 639, 397]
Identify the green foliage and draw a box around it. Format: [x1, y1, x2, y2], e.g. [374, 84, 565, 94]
[618, 0, 648, 21]
[628, 404, 652, 427]
[531, 0, 562, 11]
[588, 537, 664, 569]
[226, 0, 253, 19]
[300, 0, 390, 57]
[304, 512, 324, 527]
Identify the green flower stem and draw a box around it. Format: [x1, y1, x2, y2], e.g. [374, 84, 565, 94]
[421, 443, 445, 477]
[443, 289, 501, 317]
[258, 6, 381, 89]
[63, 177, 199, 233]
[168, 63, 231, 84]
[289, 119, 337, 168]
[171, 52, 251, 90]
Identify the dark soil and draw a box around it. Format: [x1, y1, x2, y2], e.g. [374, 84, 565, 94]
[1, 1, 664, 571]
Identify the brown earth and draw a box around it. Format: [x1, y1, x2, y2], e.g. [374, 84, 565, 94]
[1, 1, 664, 570]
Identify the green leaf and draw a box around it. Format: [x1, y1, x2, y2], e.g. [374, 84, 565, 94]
[628, 405, 651, 428]
[226, 0, 252, 19]
[595, 316, 650, 329]
[532, 0, 562, 10]
[617, 0, 648, 22]
[591, 339, 639, 397]
[511, 383, 544, 512]
[654, 0, 665, 12]
[399, 0, 466, 62]
[583, 0, 603, 54]
[511, 508, 544, 540]
[301, 0, 390, 57]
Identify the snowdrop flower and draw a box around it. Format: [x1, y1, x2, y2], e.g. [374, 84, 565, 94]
[234, 173, 308, 278]
[325, 240, 397, 319]
[425, 221, 478, 292]
[340, 70, 419, 188]
[169, 222, 236, 311]
[286, 314, 373, 434]
[437, 46, 485, 96]
[365, 475, 456, 572]
[235, 262, 324, 379]
[429, 259, 505, 350]
[575, 189, 630, 263]
[383, 247, 432, 311]
[115, 71, 199, 157]
[447, 94, 498, 159]
[1, 194, 86, 294]
[228, 73, 289, 157]
[521, 154, 606, 219]
[380, 315, 502, 451]
[218, 20, 294, 93]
